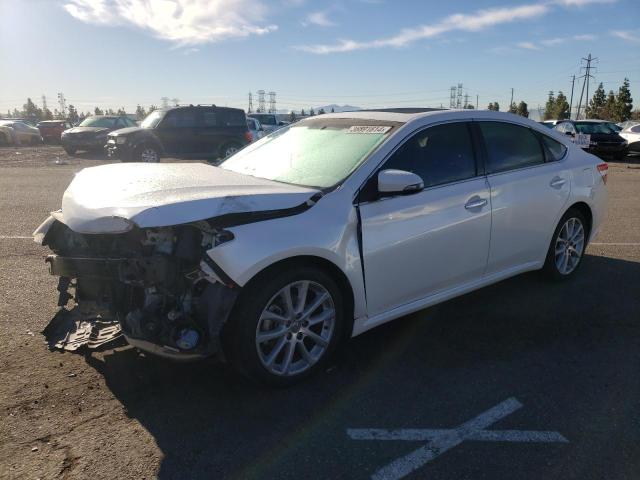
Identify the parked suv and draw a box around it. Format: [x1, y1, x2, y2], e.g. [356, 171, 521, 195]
[554, 119, 628, 160]
[107, 105, 251, 162]
[247, 113, 287, 134]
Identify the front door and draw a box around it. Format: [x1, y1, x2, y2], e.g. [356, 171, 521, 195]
[359, 122, 491, 317]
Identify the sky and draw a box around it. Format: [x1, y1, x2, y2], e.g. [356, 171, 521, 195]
[1, 0, 639, 120]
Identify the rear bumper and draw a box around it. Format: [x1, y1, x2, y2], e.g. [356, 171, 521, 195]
[589, 143, 628, 156]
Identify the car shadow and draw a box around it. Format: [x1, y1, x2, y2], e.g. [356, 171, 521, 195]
[82, 253, 640, 479]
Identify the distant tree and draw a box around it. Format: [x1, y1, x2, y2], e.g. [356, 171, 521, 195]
[42, 108, 53, 120]
[300, 108, 306, 116]
[615, 78, 633, 122]
[603, 90, 617, 120]
[318, 108, 326, 115]
[94, 107, 104, 115]
[13, 108, 21, 118]
[309, 107, 315, 116]
[289, 111, 297, 122]
[543, 91, 556, 120]
[586, 83, 606, 119]
[493, 102, 500, 111]
[508, 102, 517, 113]
[464, 104, 475, 109]
[135, 105, 146, 120]
[487, 102, 494, 111]
[67, 105, 79, 123]
[516, 101, 529, 118]
[117, 107, 126, 115]
[148, 105, 158, 113]
[23, 98, 43, 120]
[6, 110, 11, 118]
[331, 107, 335, 113]
[105, 108, 115, 115]
[553, 91, 570, 120]
[631, 108, 640, 121]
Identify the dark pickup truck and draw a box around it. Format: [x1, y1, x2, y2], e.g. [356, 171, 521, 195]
[106, 105, 251, 162]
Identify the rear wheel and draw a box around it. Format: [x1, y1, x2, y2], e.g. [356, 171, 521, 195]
[224, 266, 344, 386]
[542, 209, 587, 280]
[220, 142, 241, 159]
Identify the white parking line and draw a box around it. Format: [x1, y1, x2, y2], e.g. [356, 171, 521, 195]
[348, 397, 568, 480]
[0, 235, 32, 239]
[590, 242, 640, 246]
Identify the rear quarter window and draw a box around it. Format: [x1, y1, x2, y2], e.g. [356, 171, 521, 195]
[540, 134, 567, 162]
[218, 109, 246, 127]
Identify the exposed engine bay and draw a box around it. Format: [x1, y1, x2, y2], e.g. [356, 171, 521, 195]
[41, 219, 238, 359]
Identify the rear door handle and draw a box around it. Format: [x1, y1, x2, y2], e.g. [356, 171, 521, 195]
[550, 177, 567, 188]
[465, 197, 488, 210]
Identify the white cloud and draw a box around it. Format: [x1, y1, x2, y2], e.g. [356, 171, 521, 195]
[304, 10, 337, 27]
[295, 3, 549, 53]
[611, 30, 640, 43]
[63, 0, 278, 46]
[554, 0, 616, 6]
[517, 41, 540, 50]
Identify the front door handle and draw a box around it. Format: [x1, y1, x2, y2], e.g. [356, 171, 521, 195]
[550, 177, 567, 188]
[465, 197, 488, 210]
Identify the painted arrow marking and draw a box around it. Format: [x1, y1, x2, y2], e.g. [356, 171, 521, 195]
[348, 397, 568, 480]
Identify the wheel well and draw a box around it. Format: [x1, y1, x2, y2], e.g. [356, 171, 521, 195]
[567, 202, 593, 238]
[241, 255, 355, 337]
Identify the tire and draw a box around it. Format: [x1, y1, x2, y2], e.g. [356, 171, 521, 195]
[542, 208, 588, 281]
[224, 265, 345, 386]
[63, 146, 76, 155]
[220, 142, 241, 160]
[134, 144, 160, 163]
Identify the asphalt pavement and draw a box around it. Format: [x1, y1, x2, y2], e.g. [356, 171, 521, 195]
[1, 146, 639, 480]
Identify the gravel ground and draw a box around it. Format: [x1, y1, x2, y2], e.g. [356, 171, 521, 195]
[1, 145, 639, 480]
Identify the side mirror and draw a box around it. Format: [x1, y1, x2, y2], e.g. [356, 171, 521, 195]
[378, 169, 424, 195]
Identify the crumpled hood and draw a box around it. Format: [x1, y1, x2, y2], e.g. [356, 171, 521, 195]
[60, 163, 319, 233]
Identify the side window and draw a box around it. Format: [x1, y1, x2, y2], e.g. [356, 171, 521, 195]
[479, 122, 544, 174]
[162, 109, 198, 128]
[202, 111, 218, 127]
[540, 134, 567, 162]
[384, 122, 477, 188]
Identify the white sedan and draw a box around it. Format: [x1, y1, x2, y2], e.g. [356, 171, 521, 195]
[34, 110, 608, 385]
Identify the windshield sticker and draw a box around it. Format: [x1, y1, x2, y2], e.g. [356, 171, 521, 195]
[346, 126, 392, 134]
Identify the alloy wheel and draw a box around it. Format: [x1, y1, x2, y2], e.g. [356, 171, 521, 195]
[255, 280, 335, 376]
[141, 148, 159, 162]
[554, 217, 585, 275]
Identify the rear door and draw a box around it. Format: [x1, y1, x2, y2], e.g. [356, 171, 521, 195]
[477, 121, 571, 274]
[359, 121, 491, 317]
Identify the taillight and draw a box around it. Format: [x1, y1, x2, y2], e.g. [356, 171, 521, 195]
[597, 163, 608, 185]
[244, 131, 253, 143]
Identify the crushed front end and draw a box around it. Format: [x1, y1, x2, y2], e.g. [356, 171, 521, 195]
[37, 217, 238, 360]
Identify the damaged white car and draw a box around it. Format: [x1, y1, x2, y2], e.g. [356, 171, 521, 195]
[34, 110, 608, 385]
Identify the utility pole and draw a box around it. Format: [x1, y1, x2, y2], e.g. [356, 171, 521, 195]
[569, 75, 575, 120]
[510, 88, 514, 109]
[248, 92, 253, 113]
[456, 83, 463, 109]
[57, 93, 67, 119]
[268, 91, 276, 114]
[576, 53, 596, 120]
[257, 90, 266, 113]
[476, 94, 479, 110]
[450, 86, 457, 109]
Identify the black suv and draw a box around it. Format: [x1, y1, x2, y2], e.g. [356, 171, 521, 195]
[106, 105, 251, 162]
[554, 119, 628, 160]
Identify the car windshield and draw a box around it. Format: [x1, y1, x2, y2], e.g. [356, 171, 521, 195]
[79, 117, 118, 128]
[141, 110, 164, 128]
[574, 122, 616, 134]
[221, 120, 396, 188]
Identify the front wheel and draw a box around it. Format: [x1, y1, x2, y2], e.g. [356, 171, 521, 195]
[224, 266, 344, 386]
[135, 145, 160, 162]
[63, 146, 76, 155]
[542, 209, 588, 280]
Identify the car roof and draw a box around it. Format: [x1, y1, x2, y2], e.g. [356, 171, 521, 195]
[308, 109, 543, 125]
